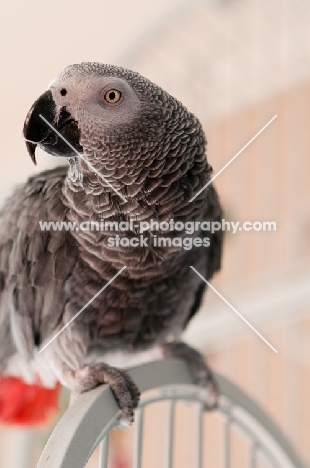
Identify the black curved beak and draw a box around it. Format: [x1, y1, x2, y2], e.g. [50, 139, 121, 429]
[23, 90, 82, 165]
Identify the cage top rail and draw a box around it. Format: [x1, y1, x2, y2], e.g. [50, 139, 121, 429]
[36, 358, 306, 468]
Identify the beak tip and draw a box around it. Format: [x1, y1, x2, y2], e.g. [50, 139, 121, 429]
[25, 140, 37, 165]
[23, 90, 55, 165]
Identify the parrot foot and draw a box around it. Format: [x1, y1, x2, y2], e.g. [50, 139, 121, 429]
[162, 341, 219, 410]
[71, 363, 140, 426]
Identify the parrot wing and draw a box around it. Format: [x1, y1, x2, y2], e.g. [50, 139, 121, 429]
[184, 183, 223, 328]
[0, 165, 77, 425]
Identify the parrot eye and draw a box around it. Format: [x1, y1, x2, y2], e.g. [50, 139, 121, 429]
[60, 88, 67, 96]
[103, 89, 122, 104]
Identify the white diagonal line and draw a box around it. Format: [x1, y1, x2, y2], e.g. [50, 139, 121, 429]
[38, 266, 127, 354]
[39, 114, 128, 203]
[189, 115, 277, 202]
[190, 266, 278, 353]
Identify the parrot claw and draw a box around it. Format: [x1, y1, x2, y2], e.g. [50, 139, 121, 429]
[162, 341, 219, 410]
[71, 363, 140, 426]
[200, 373, 219, 411]
[111, 367, 141, 427]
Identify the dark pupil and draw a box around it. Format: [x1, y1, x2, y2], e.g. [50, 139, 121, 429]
[109, 91, 116, 101]
[60, 88, 67, 96]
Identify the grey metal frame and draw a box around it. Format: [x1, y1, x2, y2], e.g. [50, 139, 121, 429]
[36, 359, 307, 468]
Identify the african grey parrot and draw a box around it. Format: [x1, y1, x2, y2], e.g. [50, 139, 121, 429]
[0, 63, 223, 425]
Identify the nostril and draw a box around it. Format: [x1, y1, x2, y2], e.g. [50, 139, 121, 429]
[60, 88, 67, 96]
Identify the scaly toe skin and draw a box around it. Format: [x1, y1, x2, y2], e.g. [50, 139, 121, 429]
[71, 363, 141, 426]
[189, 362, 219, 410]
[162, 341, 219, 411]
[108, 369, 141, 425]
[121, 370, 141, 409]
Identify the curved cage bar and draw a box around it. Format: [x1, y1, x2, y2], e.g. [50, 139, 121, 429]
[36, 359, 306, 468]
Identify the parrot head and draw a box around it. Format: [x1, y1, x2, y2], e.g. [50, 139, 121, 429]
[23, 63, 207, 198]
[23, 63, 146, 164]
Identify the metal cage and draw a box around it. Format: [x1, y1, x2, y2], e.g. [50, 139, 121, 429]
[36, 359, 306, 468]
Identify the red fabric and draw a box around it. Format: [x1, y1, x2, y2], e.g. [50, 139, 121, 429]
[0, 376, 60, 426]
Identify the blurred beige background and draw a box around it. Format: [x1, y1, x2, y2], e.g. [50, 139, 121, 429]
[0, 0, 310, 466]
